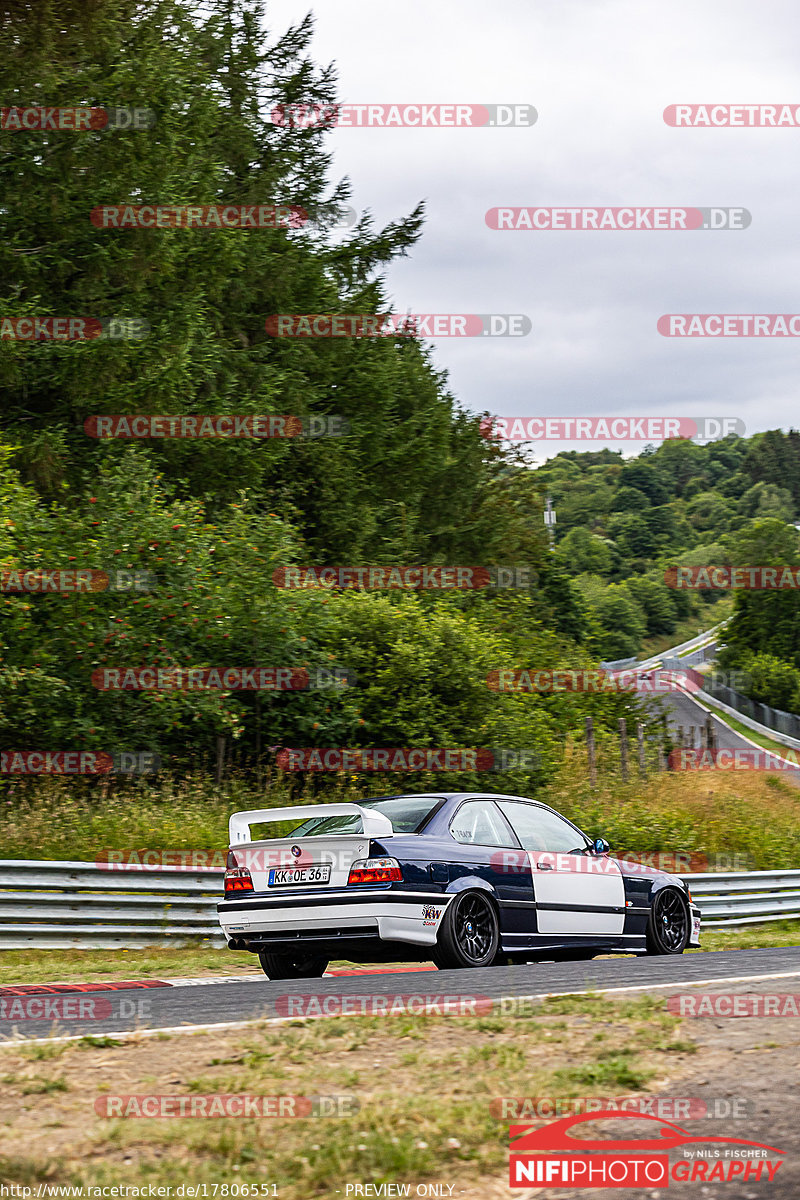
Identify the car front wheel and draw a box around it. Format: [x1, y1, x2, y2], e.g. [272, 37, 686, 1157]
[257, 951, 329, 979]
[433, 890, 500, 969]
[645, 888, 689, 955]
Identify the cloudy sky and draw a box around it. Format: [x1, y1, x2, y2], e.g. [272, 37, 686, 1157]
[267, 0, 800, 461]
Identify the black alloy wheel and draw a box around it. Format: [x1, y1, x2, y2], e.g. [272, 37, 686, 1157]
[646, 888, 689, 955]
[433, 890, 500, 969]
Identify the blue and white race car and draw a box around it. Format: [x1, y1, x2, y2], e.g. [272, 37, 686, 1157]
[217, 792, 701, 978]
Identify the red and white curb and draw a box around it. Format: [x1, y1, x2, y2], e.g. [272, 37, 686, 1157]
[0, 963, 437, 998]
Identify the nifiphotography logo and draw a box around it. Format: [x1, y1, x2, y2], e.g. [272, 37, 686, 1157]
[508, 1110, 784, 1188]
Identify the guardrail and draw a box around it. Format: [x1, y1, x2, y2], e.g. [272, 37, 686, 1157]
[0, 861, 797, 947]
[683, 870, 800, 927]
[0, 860, 225, 949]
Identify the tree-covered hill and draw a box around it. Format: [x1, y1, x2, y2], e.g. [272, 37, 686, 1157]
[2, 0, 798, 786]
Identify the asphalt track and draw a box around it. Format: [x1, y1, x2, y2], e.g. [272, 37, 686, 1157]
[655, 688, 800, 783]
[657, 686, 753, 748]
[660, 689, 751, 752]
[2, 946, 800, 1042]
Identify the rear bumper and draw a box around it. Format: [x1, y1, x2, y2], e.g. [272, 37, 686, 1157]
[217, 889, 451, 950]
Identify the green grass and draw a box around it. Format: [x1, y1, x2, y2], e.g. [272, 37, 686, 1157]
[552, 1051, 653, 1091]
[4, 749, 800, 871]
[0, 993, 696, 1194]
[689, 918, 800, 952]
[638, 602, 732, 661]
[0, 945, 258, 985]
[0, 946, 392, 986]
[19, 1076, 69, 1095]
[0, 774, 333, 860]
[551, 755, 800, 871]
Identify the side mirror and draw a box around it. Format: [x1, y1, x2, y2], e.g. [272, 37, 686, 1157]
[593, 837, 610, 855]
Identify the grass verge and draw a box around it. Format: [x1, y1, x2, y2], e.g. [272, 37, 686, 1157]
[0, 993, 692, 1195]
[692, 694, 798, 758]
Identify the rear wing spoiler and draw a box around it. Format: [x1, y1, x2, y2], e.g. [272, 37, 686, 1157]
[229, 803, 394, 845]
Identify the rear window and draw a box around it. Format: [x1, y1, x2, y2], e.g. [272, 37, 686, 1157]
[289, 795, 442, 837]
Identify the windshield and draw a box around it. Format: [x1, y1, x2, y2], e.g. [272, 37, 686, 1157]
[288, 795, 443, 837]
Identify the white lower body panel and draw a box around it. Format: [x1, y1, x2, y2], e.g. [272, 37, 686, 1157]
[218, 891, 452, 948]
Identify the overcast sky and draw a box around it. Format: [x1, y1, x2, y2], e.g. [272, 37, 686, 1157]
[266, 0, 800, 462]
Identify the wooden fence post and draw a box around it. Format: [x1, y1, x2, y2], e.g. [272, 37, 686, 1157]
[637, 723, 646, 780]
[585, 716, 597, 787]
[215, 735, 226, 787]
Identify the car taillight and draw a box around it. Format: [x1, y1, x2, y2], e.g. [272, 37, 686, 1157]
[347, 857, 403, 885]
[224, 867, 253, 893]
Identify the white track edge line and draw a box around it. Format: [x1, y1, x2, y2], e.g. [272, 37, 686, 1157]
[3, 967, 800, 1048]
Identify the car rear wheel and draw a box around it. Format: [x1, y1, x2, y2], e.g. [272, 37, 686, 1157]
[257, 951, 329, 979]
[433, 890, 499, 969]
[645, 888, 689, 955]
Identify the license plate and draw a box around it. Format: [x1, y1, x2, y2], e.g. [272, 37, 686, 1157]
[268, 865, 332, 886]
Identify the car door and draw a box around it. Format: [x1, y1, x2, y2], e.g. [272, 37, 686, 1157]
[496, 801, 625, 936]
[447, 798, 536, 944]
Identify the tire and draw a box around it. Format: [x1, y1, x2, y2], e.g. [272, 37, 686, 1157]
[433, 890, 500, 969]
[257, 951, 329, 979]
[645, 888, 689, 955]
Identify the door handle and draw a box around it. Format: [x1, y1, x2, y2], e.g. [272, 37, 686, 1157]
[536, 862, 554, 870]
